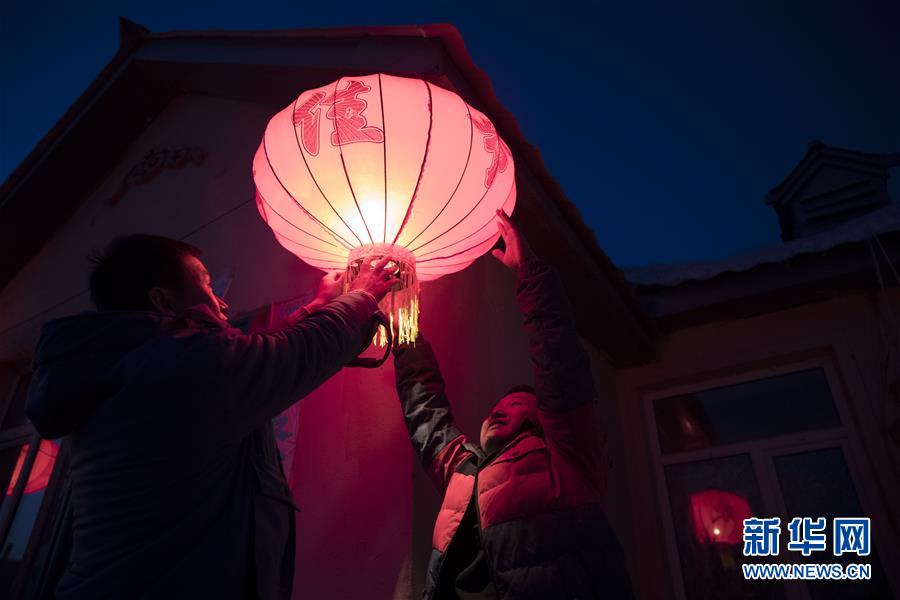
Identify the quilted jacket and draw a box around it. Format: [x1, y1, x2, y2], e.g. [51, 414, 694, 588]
[394, 259, 633, 600]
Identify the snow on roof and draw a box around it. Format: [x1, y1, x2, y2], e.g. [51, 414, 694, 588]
[625, 204, 900, 288]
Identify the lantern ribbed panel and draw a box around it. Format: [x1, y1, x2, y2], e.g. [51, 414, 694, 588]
[253, 74, 516, 281]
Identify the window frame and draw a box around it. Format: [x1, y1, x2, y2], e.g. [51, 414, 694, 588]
[641, 354, 892, 600]
[0, 360, 70, 597]
[7, 441, 71, 599]
[1, 361, 36, 532]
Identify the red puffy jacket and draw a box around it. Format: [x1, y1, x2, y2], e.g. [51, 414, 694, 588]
[394, 259, 633, 600]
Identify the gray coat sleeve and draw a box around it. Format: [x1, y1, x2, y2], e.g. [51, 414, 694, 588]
[210, 291, 380, 439]
[393, 337, 474, 492]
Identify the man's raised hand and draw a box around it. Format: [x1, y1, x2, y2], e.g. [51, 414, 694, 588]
[491, 209, 535, 270]
[349, 256, 398, 302]
[312, 272, 344, 305]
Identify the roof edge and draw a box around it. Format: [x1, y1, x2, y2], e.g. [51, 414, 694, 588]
[0, 21, 655, 351]
[764, 140, 900, 206]
[0, 21, 147, 202]
[0, 23, 465, 202]
[119, 16, 150, 46]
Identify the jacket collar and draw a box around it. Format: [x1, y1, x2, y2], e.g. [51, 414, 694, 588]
[478, 425, 544, 469]
[174, 304, 241, 334]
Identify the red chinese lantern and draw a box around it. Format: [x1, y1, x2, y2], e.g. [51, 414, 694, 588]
[689, 489, 753, 545]
[253, 74, 516, 344]
[5, 439, 59, 496]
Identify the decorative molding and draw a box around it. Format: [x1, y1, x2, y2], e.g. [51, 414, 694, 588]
[107, 146, 207, 206]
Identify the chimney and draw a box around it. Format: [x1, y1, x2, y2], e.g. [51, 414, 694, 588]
[765, 141, 899, 241]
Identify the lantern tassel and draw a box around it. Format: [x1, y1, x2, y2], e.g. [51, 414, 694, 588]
[343, 244, 419, 348]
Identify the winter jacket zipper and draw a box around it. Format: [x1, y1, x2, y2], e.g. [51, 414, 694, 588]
[473, 468, 501, 599]
[470, 433, 528, 599]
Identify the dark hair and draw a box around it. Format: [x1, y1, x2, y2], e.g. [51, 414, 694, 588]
[504, 384, 536, 396]
[89, 234, 202, 311]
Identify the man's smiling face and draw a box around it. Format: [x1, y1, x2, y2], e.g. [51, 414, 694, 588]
[479, 391, 538, 455]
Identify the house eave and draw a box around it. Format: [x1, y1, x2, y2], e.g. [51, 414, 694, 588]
[0, 22, 656, 365]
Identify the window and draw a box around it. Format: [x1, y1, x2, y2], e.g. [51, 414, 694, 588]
[663, 454, 783, 600]
[646, 363, 893, 600]
[0, 364, 35, 506]
[773, 448, 892, 599]
[0, 362, 65, 593]
[653, 369, 840, 454]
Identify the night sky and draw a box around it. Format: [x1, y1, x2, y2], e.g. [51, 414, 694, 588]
[2, 0, 898, 268]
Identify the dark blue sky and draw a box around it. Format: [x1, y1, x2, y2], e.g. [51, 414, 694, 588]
[2, 1, 898, 268]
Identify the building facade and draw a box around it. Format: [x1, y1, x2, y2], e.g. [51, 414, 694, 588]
[1, 21, 897, 600]
[0, 21, 651, 600]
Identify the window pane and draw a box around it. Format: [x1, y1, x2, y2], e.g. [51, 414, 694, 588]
[774, 448, 893, 600]
[654, 369, 840, 454]
[0, 488, 50, 587]
[0, 444, 25, 511]
[665, 454, 785, 600]
[3, 440, 59, 497]
[0, 440, 60, 589]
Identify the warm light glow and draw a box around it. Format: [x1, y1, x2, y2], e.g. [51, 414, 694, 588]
[253, 74, 516, 343]
[689, 489, 753, 546]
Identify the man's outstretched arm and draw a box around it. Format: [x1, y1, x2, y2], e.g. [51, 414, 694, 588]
[394, 337, 474, 493]
[208, 258, 397, 441]
[493, 210, 608, 491]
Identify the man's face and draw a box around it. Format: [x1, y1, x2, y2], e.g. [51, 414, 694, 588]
[167, 255, 229, 321]
[479, 391, 538, 455]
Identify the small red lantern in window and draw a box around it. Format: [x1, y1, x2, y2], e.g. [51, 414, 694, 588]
[689, 489, 752, 546]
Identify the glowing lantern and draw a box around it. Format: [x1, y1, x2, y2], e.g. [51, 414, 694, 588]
[5, 439, 59, 496]
[253, 74, 516, 344]
[689, 489, 753, 545]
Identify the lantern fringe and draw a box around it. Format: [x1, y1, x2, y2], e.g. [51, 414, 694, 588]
[343, 244, 419, 348]
[374, 269, 419, 347]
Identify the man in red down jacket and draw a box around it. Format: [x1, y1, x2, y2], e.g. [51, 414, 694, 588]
[394, 210, 634, 600]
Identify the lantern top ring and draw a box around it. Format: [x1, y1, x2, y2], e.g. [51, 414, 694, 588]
[348, 243, 416, 270]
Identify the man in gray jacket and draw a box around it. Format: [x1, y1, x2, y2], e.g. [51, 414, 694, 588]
[26, 234, 395, 599]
